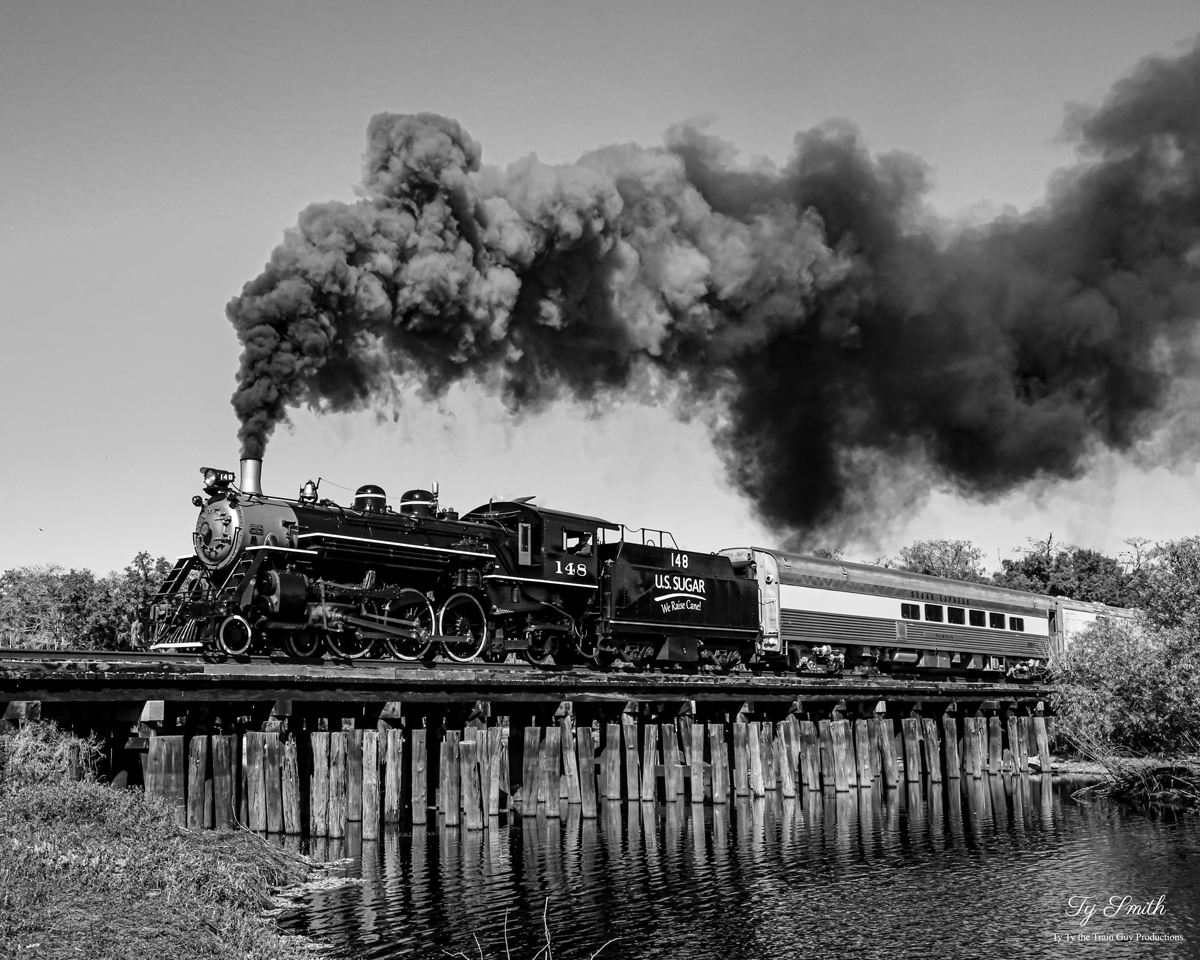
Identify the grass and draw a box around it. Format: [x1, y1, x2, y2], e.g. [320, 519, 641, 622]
[0, 722, 319, 960]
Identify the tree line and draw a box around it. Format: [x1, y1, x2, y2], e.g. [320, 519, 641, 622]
[873, 535, 1160, 608]
[0, 553, 174, 651]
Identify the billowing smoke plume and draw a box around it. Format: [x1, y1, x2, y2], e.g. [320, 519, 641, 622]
[229, 38, 1200, 540]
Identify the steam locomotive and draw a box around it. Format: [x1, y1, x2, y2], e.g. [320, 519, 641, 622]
[149, 458, 1097, 680]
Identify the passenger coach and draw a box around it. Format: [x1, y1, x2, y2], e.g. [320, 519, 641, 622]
[721, 548, 1054, 679]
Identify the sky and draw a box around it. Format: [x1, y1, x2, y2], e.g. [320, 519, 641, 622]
[2, 0, 1199, 575]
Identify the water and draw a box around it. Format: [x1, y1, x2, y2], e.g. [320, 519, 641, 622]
[278, 777, 1200, 959]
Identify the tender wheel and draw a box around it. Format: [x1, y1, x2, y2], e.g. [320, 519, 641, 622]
[217, 615, 253, 657]
[382, 590, 436, 662]
[438, 593, 488, 663]
[285, 629, 322, 659]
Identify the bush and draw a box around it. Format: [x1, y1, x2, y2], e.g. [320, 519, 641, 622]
[1053, 618, 1200, 754]
[0, 722, 315, 960]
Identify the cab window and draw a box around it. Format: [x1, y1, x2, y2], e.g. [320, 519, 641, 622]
[563, 529, 593, 557]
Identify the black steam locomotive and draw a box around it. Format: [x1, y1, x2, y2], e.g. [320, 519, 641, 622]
[151, 458, 1085, 679]
[152, 458, 760, 669]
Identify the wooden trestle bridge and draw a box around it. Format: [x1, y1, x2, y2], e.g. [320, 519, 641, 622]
[0, 649, 1057, 841]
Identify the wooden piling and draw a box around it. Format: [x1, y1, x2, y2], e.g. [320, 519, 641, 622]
[760, 722, 777, 791]
[362, 730, 379, 840]
[818, 720, 835, 786]
[544, 726, 563, 817]
[328, 732, 347, 838]
[853, 720, 873, 783]
[309, 731, 329, 838]
[987, 717, 1003, 775]
[264, 733, 284, 833]
[521, 726, 541, 815]
[347, 729, 364, 822]
[162, 736, 186, 826]
[621, 715, 641, 801]
[641, 723, 660, 802]
[942, 716, 960, 779]
[964, 718, 983, 779]
[776, 726, 796, 798]
[212, 735, 236, 830]
[747, 721, 765, 797]
[487, 725, 503, 816]
[244, 733, 267, 832]
[662, 724, 684, 800]
[874, 719, 899, 788]
[560, 718, 581, 804]
[408, 729, 426, 825]
[781, 719, 801, 789]
[691, 722, 706, 803]
[829, 721, 853, 792]
[186, 735, 207, 830]
[444, 734, 463, 825]
[920, 718, 942, 783]
[798, 721, 821, 790]
[1006, 717, 1022, 773]
[576, 726, 597, 818]
[281, 736, 301, 835]
[382, 728, 401, 825]
[732, 723, 750, 796]
[1033, 717, 1052, 774]
[708, 723, 728, 804]
[1016, 717, 1030, 772]
[867, 714, 882, 777]
[900, 719, 922, 784]
[604, 723, 621, 800]
[460, 740, 483, 830]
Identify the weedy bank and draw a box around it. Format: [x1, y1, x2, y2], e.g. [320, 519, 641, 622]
[0, 722, 319, 960]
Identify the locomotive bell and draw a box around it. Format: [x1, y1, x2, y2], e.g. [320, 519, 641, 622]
[400, 489, 436, 518]
[354, 484, 387, 513]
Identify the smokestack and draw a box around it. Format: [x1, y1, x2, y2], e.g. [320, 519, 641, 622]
[240, 457, 263, 497]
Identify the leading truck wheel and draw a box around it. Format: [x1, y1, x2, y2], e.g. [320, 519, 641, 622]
[438, 593, 488, 663]
[217, 615, 253, 657]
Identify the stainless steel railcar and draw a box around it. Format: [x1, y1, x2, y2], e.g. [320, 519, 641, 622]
[719, 548, 1100, 679]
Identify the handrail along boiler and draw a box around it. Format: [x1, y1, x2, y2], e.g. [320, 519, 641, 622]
[151, 458, 1095, 678]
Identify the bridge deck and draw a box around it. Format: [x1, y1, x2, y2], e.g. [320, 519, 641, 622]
[0, 650, 1053, 705]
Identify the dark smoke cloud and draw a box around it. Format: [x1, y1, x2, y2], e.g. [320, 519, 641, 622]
[229, 39, 1200, 541]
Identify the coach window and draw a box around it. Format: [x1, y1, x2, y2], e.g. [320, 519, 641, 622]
[924, 604, 944, 623]
[1009, 616, 1025, 632]
[969, 610, 986, 627]
[989, 612, 1005, 629]
[947, 606, 965, 625]
[901, 603, 920, 620]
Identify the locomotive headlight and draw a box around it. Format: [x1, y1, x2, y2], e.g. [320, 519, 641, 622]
[200, 466, 235, 496]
